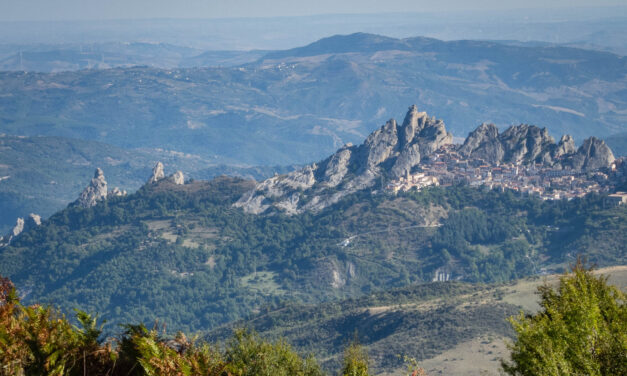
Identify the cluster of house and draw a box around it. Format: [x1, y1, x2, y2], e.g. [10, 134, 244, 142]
[385, 171, 440, 193]
[386, 144, 627, 204]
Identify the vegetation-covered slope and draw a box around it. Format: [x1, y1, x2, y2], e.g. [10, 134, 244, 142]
[0, 175, 624, 335]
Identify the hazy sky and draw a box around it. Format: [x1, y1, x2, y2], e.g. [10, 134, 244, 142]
[2, 0, 627, 21]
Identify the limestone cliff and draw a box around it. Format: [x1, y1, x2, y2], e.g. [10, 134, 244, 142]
[235, 105, 452, 214]
[460, 124, 614, 171]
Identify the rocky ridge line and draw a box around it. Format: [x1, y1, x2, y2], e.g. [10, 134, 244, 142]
[459, 123, 614, 170]
[235, 105, 453, 214]
[236, 105, 616, 216]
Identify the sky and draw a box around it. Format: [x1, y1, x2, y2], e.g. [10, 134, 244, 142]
[2, 0, 627, 21]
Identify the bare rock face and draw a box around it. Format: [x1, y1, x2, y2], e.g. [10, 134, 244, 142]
[458, 123, 613, 170]
[364, 119, 398, 168]
[322, 146, 352, 188]
[9, 217, 24, 238]
[26, 213, 41, 227]
[564, 137, 615, 171]
[459, 123, 504, 164]
[148, 162, 165, 184]
[499, 124, 556, 165]
[555, 135, 576, 157]
[391, 143, 421, 178]
[235, 105, 451, 215]
[76, 168, 108, 208]
[169, 171, 185, 185]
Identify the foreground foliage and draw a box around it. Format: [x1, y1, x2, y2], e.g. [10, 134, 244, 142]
[0, 276, 325, 376]
[502, 262, 627, 376]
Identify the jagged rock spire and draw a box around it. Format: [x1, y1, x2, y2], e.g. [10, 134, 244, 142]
[459, 123, 615, 171]
[236, 105, 452, 215]
[76, 168, 108, 208]
[565, 137, 615, 171]
[148, 162, 165, 184]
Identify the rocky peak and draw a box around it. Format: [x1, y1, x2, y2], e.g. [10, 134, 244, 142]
[399, 105, 428, 146]
[148, 162, 165, 184]
[499, 124, 555, 165]
[235, 105, 451, 215]
[364, 119, 398, 168]
[459, 122, 616, 171]
[458, 123, 503, 164]
[76, 168, 108, 208]
[565, 137, 615, 171]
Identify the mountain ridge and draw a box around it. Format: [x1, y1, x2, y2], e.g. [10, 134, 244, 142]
[236, 105, 618, 215]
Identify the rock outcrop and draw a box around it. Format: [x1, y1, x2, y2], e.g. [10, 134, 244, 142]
[458, 123, 504, 164]
[168, 171, 185, 185]
[460, 124, 615, 171]
[564, 137, 615, 171]
[75, 168, 108, 208]
[1, 213, 41, 246]
[148, 162, 165, 184]
[556, 135, 576, 157]
[499, 124, 556, 165]
[109, 187, 127, 197]
[235, 105, 452, 214]
[26, 213, 41, 227]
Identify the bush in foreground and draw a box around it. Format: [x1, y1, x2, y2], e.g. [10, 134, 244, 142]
[502, 261, 626, 376]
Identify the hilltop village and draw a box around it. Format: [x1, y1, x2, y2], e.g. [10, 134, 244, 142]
[387, 144, 626, 202]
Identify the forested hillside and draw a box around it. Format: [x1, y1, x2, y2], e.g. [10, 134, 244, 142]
[0, 175, 624, 335]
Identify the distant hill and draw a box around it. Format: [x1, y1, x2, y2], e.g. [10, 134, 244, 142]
[1, 33, 625, 169]
[0, 43, 266, 72]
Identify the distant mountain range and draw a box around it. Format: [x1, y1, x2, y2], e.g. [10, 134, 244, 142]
[0, 42, 266, 72]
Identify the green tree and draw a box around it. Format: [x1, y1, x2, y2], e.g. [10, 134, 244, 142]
[340, 340, 370, 376]
[502, 261, 626, 376]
